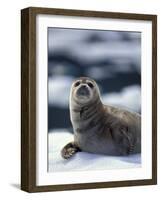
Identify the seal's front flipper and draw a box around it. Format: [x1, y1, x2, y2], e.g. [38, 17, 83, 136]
[61, 142, 81, 159]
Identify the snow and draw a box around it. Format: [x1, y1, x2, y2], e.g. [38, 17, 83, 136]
[48, 131, 141, 172]
[102, 85, 141, 113]
[48, 76, 74, 107]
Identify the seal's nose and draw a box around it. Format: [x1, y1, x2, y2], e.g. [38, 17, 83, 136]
[81, 85, 87, 89]
[77, 84, 89, 96]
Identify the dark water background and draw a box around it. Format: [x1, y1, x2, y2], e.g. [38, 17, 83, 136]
[48, 28, 141, 131]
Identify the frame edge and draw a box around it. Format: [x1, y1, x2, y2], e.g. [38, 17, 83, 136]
[21, 7, 37, 192]
[21, 8, 30, 192]
[152, 15, 157, 185]
[23, 6, 157, 20]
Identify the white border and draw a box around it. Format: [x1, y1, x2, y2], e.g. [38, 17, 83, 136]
[36, 14, 152, 186]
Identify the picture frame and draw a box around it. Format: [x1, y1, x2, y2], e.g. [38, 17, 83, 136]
[21, 7, 157, 192]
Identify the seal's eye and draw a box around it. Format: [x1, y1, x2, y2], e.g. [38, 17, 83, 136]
[74, 81, 80, 87]
[87, 82, 94, 88]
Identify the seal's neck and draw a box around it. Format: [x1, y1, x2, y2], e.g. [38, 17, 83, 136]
[70, 97, 103, 122]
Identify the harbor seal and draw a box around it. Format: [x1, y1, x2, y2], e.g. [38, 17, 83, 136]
[61, 77, 141, 159]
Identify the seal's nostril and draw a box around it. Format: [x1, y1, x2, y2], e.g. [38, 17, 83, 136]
[81, 85, 87, 89]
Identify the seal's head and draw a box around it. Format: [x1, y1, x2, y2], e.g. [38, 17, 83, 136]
[70, 77, 100, 105]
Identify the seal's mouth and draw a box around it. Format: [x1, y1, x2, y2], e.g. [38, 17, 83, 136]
[76, 85, 90, 97]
